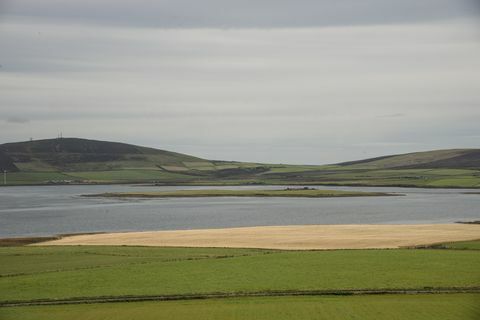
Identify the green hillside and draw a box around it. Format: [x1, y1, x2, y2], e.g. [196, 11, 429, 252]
[337, 149, 480, 169]
[257, 149, 480, 188]
[0, 138, 270, 185]
[0, 138, 479, 187]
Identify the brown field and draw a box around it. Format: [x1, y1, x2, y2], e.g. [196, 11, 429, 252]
[37, 224, 480, 250]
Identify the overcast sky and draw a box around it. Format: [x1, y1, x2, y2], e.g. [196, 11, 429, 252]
[1, 1, 479, 164]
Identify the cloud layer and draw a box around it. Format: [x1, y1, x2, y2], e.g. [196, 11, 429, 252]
[3, 0, 479, 28]
[1, 1, 479, 163]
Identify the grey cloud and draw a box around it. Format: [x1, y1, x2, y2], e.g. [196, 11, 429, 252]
[378, 113, 406, 118]
[2, 0, 479, 28]
[1, 6, 479, 163]
[5, 116, 29, 123]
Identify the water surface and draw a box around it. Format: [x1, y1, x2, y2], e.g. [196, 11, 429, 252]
[0, 185, 479, 237]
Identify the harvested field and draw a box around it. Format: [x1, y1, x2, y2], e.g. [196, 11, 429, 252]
[38, 224, 480, 250]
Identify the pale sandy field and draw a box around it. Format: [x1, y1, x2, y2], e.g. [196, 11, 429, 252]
[37, 224, 480, 250]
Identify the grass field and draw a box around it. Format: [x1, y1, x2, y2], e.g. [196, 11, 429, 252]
[1, 294, 479, 320]
[1, 243, 479, 319]
[261, 168, 480, 188]
[4, 166, 480, 188]
[0, 246, 268, 277]
[68, 170, 193, 182]
[89, 189, 392, 198]
[1, 246, 479, 302]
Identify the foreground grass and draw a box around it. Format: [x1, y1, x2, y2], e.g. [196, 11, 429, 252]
[1, 244, 479, 319]
[1, 246, 479, 302]
[2, 294, 479, 320]
[0, 246, 269, 277]
[87, 189, 392, 198]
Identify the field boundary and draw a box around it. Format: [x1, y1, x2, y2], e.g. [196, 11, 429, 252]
[2, 287, 480, 307]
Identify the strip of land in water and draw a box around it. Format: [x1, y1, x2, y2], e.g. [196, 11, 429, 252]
[37, 224, 480, 250]
[84, 188, 397, 199]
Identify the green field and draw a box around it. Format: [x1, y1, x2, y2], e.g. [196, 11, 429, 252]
[261, 168, 480, 188]
[90, 188, 392, 198]
[5, 166, 480, 188]
[1, 244, 479, 319]
[0, 246, 269, 277]
[1, 246, 479, 302]
[2, 294, 479, 320]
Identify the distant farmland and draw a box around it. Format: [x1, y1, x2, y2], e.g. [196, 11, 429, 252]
[1, 138, 479, 188]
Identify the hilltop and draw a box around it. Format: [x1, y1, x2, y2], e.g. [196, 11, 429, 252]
[0, 138, 269, 184]
[0, 138, 479, 188]
[0, 138, 203, 172]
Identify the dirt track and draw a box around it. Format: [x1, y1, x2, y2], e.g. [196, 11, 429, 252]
[36, 224, 480, 250]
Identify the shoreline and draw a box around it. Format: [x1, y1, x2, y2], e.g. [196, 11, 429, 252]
[1, 181, 480, 189]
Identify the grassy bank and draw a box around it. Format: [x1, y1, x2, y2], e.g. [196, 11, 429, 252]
[86, 188, 394, 198]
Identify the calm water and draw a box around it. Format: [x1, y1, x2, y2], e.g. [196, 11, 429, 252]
[0, 185, 479, 238]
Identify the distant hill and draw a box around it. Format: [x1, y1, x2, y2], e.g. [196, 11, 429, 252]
[0, 138, 205, 172]
[0, 149, 18, 172]
[338, 149, 480, 169]
[0, 138, 478, 187]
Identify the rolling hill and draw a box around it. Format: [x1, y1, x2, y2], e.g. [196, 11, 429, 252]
[337, 149, 480, 169]
[0, 138, 479, 187]
[0, 138, 268, 185]
[0, 138, 204, 172]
